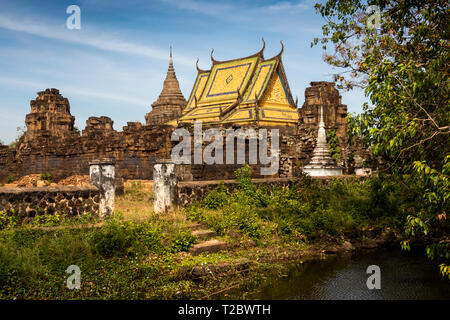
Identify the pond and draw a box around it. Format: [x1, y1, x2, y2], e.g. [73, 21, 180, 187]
[226, 248, 450, 300]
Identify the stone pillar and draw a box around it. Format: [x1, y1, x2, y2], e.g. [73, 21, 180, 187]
[153, 159, 178, 213]
[89, 158, 115, 218]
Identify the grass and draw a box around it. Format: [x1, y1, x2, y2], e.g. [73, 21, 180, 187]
[0, 165, 415, 299]
[0, 178, 295, 299]
[0, 182, 202, 299]
[185, 165, 406, 247]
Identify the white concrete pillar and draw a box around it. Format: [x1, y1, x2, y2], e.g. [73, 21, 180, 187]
[153, 159, 178, 213]
[89, 158, 115, 218]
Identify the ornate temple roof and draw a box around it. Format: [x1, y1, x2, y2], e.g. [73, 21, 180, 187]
[177, 40, 298, 126]
[146, 47, 186, 126]
[151, 47, 186, 109]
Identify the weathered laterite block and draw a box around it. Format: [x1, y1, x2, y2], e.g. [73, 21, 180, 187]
[0, 185, 99, 219]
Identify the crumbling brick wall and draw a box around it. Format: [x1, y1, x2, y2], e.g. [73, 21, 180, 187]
[0, 82, 368, 183]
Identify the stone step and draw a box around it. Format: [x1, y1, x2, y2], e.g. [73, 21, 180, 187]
[190, 239, 226, 256]
[187, 222, 208, 231]
[192, 229, 217, 241]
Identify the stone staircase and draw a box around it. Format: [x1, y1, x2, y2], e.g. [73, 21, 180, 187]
[188, 222, 226, 256]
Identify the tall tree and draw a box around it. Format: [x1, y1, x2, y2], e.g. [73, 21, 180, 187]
[313, 0, 449, 277]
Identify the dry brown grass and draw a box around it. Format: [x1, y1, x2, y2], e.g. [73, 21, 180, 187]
[115, 195, 191, 228]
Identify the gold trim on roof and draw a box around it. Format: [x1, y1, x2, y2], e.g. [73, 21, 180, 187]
[179, 41, 298, 126]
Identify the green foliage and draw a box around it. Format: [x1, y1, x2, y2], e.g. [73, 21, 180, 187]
[132, 223, 164, 253]
[326, 130, 341, 163]
[203, 182, 229, 209]
[90, 221, 132, 257]
[235, 163, 256, 195]
[0, 214, 206, 299]
[39, 173, 52, 183]
[0, 211, 18, 230]
[169, 230, 197, 253]
[33, 213, 62, 227]
[222, 203, 261, 239]
[6, 176, 15, 184]
[314, 0, 450, 279]
[89, 217, 197, 257]
[192, 165, 407, 243]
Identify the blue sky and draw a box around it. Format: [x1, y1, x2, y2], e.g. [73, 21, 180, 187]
[0, 0, 367, 144]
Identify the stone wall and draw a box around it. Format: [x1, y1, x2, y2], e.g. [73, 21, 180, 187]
[0, 82, 369, 183]
[0, 117, 175, 183]
[177, 175, 361, 207]
[177, 178, 296, 206]
[0, 186, 99, 220]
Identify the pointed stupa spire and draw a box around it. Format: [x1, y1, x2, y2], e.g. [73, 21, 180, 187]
[145, 47, 187, 126]
[303, 105, 343, 176]
[307, 105, 335, 165]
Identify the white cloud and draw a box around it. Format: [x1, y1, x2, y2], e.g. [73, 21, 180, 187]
[262, 1, 310, 13]
[159, 0, 232, 16]
[0, 76, 148, 107]
[161, 0, 313, 16]
[0, 12, 194, 67]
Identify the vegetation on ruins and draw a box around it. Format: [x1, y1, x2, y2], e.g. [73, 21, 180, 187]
[39, 173, 53, 183]
[0, 163, 408, 299]
[326, 129, 342, 163]
[313, 0, 450, 277]
[1, 162, 448, 299]
[187, 164, 406, 244]
[6, 176, 15, 184]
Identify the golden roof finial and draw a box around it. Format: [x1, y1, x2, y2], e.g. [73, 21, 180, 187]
[260, 37, 266, 56]
[278, 40, 284, 57]
[210, 48, 218, 64]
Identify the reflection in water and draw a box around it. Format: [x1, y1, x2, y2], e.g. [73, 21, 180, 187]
[231, 248, 450, 300]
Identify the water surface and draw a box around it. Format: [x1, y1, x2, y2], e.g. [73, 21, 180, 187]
[233, 248, 450, 300]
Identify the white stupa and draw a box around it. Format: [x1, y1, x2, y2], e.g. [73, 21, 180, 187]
[303, 105, 343, 176]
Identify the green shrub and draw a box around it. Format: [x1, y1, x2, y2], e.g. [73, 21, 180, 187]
[33, 213, 62, 227]
[6, 176, 15, 184]
[0, 211, 18, 230]
[195, 167, 406, 243]
[90, 220, 168, 257]
[126, 221, 164, 253]
[326, 130, 341, 163]
[235, 163, 256, 195]
[169, 230, 197, 253]
[219, 203, 262, 239]
[90, 222, 132, 257]
[39, 173, 52, 183]
[72, 212, 97, 225]
[185, 202, 204, 221]
[203, 182, 229, 209]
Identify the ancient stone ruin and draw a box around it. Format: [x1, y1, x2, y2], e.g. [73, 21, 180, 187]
[0, 44, 369, 184]
[24, 88, 78, 142]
